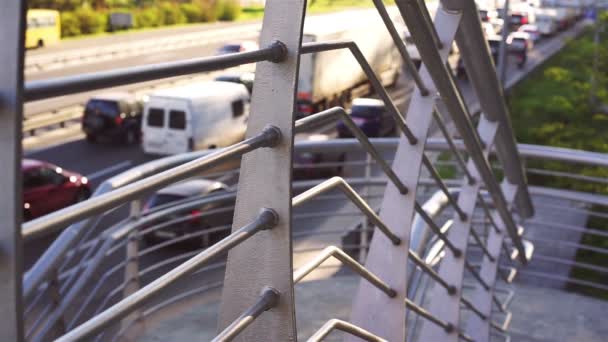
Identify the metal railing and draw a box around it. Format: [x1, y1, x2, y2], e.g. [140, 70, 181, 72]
[11, 0, 602, 340]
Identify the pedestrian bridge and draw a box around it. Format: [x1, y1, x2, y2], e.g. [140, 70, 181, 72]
[1, 0, 606, 341]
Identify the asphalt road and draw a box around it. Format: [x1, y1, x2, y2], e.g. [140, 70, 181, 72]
[21, 20, 591, 336]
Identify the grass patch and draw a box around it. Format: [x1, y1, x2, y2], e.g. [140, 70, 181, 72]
[507, 14, 608, 300]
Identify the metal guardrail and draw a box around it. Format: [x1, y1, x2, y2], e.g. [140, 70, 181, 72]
[6, 0, 601, 340]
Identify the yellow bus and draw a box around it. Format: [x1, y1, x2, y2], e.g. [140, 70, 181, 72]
[26, 9, 61, 49]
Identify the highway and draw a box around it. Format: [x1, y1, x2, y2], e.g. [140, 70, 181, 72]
[21, 10, 588, 270]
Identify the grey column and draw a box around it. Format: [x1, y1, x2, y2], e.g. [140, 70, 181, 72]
[349, 7, 462, 341]
[0, 0, 26, 340]
[418, 116, 499, 342]
[218, 0, 306, 340]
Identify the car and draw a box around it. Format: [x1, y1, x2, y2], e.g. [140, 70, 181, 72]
[479, 8, 498, 22]
[215, 41, 259, 55]
[293, 133, 346, 181]
[337, 98, 395, 138]
[142, 179, 232, 247]
[508, 32, 530, 68]
[82, 93, 142, 144]
[214, 72, 255, 94]
[22, 159, 90, 221]
[518, 24, 542, 43]
[456, 36, 502, 78]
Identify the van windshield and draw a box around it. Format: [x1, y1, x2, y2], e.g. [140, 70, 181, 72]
[85, 100, 119, 117]
[351, 106, 384, 118]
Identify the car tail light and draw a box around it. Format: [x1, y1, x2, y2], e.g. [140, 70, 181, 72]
[115, 116, 123, 125]
[190, 209, 202, 224]
[298, 103, 313, 115]
[521, 17, 528, 25]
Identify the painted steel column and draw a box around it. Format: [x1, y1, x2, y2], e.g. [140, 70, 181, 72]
[218, 0, 306, 340]
[121, 199, 144, 339]
[348, 8, 462, 341]
[465, 182, 518, 342]
[448, 0, 534, 219]
[0, 0, 26, 340]
[418, 116, 499, 342]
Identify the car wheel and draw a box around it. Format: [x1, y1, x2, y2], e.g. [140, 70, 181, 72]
[125, 129, 137, 145]
[86, 134, 97, 143]
[75, 187, 91, 204]
[37, 39, 44, 48]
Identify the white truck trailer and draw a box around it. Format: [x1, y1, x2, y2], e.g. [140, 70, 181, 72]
[296, 8, 403, 116]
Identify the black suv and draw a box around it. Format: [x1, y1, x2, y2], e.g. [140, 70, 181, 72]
[82, 93, 142, 144]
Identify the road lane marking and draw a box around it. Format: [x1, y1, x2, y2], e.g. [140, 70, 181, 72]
[87, 160, 133, 181]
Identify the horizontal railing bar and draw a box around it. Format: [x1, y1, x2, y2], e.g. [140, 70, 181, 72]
[469, 228, 496, 262]
[293, 246, 396, 298]
[55, 209, 277, 341]
[533, 254, 608, 274]
[212, 287, 280, 342]
[24, 41, 286, 101]
[490, 311, 512, 333]
[421, 155, 467, 220]
[307, 318, 387, 342]
[525, 220, 608, 238]
[22, 126, 280, 240]
[414, 201, 462, 257]
[404, 298, 473, 342]
[518, 270, 608, 292]
[295, 107, 408, 194]
[301, 41, 417, 145]
[526, 167, 608, 185]
[432, 108, 476, 185]
[292, 177, 401, 245]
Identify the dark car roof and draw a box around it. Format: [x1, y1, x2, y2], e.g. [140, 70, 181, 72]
[89, 92, 133, 102]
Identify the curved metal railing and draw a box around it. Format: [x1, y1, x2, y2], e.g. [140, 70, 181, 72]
[9, 0, 605, 340]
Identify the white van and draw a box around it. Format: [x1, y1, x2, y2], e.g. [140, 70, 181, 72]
[142, 81, 249, 155]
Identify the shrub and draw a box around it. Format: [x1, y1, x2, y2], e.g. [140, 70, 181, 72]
[159, 2, 186, 25]
[135, 7, 162, 28]
[196, 0, 218, 22]
[216, 0, 240, 21]
[180, 3, 203, 23]
[75, 7, 107, 34]
[60, 12, 81, 37]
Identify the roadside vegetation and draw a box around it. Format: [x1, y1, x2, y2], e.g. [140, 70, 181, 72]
[507, 13, 608, 299]
[28, 0, 397, 38]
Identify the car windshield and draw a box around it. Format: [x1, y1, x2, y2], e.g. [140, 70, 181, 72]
[85, 99, 119, 117]
[351, 106, 383, 118]
[145, 194, 186, 209]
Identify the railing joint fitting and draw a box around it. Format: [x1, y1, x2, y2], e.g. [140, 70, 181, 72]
[448, 285, 458, 296]
[268, 40, 288, 63]
[261, 125, 282, 148]
[259, 208, 279, 230]
[453, 248, 463, 258]
[444, 322, 455, 333]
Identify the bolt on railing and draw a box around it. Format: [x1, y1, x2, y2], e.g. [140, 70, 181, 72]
[404, 298, 473, 342]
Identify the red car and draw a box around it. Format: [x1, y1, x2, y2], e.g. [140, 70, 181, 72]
[22, 159, 90, 221]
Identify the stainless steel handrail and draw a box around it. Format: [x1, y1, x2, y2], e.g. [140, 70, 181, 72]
[212, 287, 280, 342]
[292, 177, 401, 245]
[23, 126, 280, 240]
[295, 107, 408, 194]
[24, 42, 286, 101]
[55, 209, 277, 341]
[404, 298, 473, 342]
[293, 246, 396, 298]
[307, 319, 387, 342]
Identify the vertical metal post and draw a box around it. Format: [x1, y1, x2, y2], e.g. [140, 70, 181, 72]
[498, 0, 510, 83]
[418, 116, 499, 342]
[0, 0, 26, 340]
[360, 154, 372, 262]
[121, 199, 143, 338]
[349, 7, 462, 341]
[218, 0, 306, 340]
